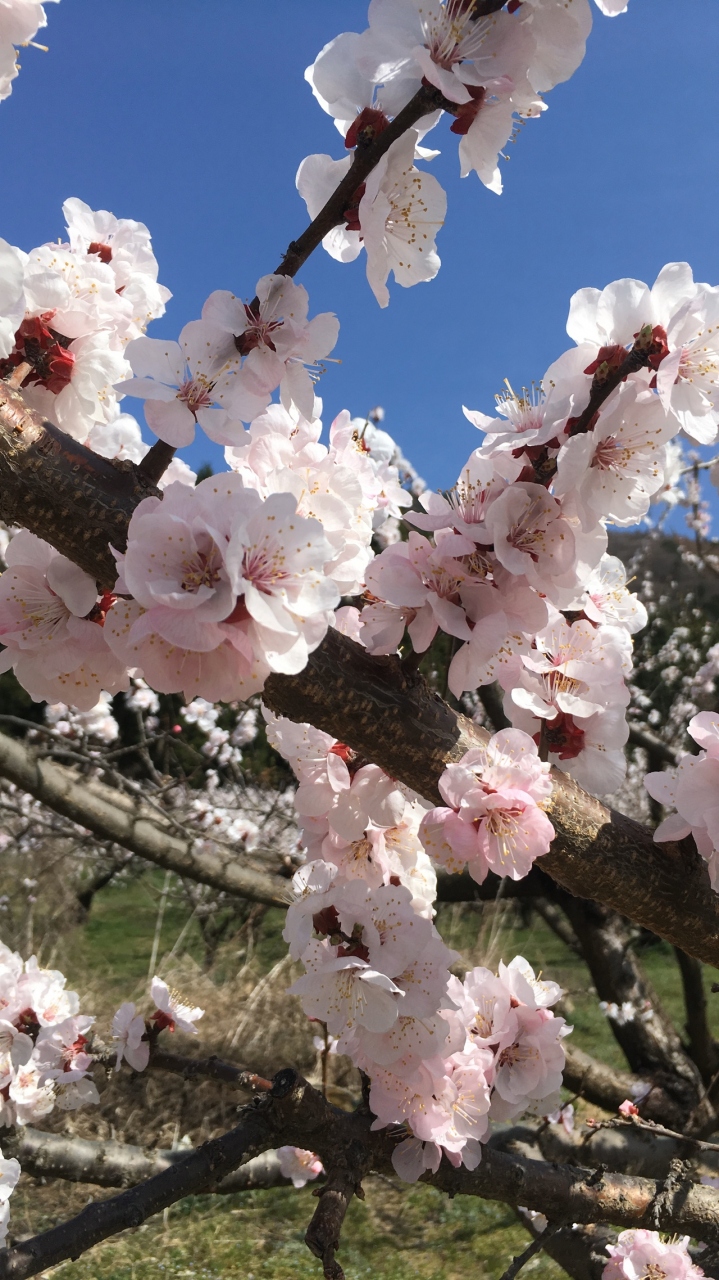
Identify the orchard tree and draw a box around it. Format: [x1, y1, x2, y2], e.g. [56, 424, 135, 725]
[1, 3, 719, 1279]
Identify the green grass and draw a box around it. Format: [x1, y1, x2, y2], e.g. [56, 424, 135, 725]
[28, 1184, 564, 1280]
[29, 872, 719, 1280]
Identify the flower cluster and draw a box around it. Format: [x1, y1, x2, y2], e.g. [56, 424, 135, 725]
[0, 940, 99, 1133]
[362, 264, 712, 797]
[420, 730, 554, 885]
[645, 712, 719, 890]
[268, 711, 570, 1179]
[105, 474, 341, 703]
[0, 0, 58, 103]
[603, 1231, 704, 1280]
[0, 529, 129, 711]
[118, 273, 339, 446]
[0, 198, 169, 443]
[299, 0, 629, 305]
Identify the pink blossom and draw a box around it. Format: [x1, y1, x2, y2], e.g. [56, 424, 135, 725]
[363, 532, 474, 656]
[202, 275, 339, 423]
[112, 1002, 150, 1073]
[483, 482, 576, 592]
[264, 711, 405, 842]
[150, 978, 204, 1036]
[0, 530, 129, 711]
[276, 1146, 324, 1188]
[420, 732, 554, 884]
[117, 320, 251, 447]
[603, 1230, 704, 1280]
[288, 939, 404, 1037]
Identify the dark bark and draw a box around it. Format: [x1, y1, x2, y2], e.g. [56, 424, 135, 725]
[674, 947, 718, 1082]
[560, 899, 710, 1126]
[0, 381, 157, 588]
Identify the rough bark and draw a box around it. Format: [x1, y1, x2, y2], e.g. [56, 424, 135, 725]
[5, 1126, 290, 1193]
[0, 381, 157, 587]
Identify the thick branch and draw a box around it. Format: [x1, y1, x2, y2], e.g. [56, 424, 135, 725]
[0, 730, 291, 908]
[563, 1046, 689, 1130]
[5, 1071, 719, 1280]
[5, 1126, 290, 1194]
[263, 630, 719, 968]
[0, 381, 157, 587]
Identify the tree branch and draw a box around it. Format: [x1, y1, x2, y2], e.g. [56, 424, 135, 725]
[4, 1126, 291, 1194]
[4, 1071, 719, 1280]
[0, 380, 157, 587]
[0, 729, 291, 908]
[674, 947, 717, 1083]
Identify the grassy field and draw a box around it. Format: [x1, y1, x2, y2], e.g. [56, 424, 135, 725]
[14, 871, 719, 1280]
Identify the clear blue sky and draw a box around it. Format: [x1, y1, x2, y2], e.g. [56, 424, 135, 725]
[1, 0, 718, 506]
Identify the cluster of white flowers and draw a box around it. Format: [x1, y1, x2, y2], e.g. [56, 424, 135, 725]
[267, 709, 570, 1181]
[361, 262, 719, 796]
[181, 699, 258, 766]
[0, 940, 99, 1161]
[0, 0, 58, 103]
[0, 198, 169, 442]
[298, 0, 629, 305]
[112, 976, 204, 1074]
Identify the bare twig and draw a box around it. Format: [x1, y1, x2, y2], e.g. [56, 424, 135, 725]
[498, 1224, 560, 1280]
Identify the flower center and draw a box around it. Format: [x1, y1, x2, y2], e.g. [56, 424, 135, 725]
[177, 376, 214, 417]
[181, 546, 222, 594]
[235, 304, 284, 356]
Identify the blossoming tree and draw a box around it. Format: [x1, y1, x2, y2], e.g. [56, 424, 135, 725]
[1, 3, 719, 1279]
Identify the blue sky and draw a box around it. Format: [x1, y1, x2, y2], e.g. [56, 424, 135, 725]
[1, 0, 718, 511]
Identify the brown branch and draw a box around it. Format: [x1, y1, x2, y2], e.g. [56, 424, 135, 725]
[4, 1126, 291, 1194]
[558, 899, 710, 1126]
[0, 729, 291, 908]
[135, 83, 448, 486]
[4, 1070, 719, 1280]
[269, 84, 446, 284]
[562, 1046, 689, 1131]
[498, 1225, 560, 1280]
[674, 947, 718, 1082]
[0, 380, 157, 587]
[262, 629, 719, 969]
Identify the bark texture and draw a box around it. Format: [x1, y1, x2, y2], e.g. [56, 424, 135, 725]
[0, 382, 156, 587]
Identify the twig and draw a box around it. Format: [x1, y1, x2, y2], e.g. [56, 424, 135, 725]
[138, 82, 448, 485]
[499, 1224, 560, 1280]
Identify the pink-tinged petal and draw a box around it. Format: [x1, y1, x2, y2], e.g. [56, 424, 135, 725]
[652, 813, 691, 843]
[689, 712, 719, 755]
[407, 603, 438, 653]
[125, 336, 184, 386]
[655, 348, 683, 410]
[46, 557, 97, 618]
[115, 377, 179, 402]
[201, 289, 247, 334]
[4, 530, 55, 572]
[643, 769, 677, 806]
[144, 398, 196, 447]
